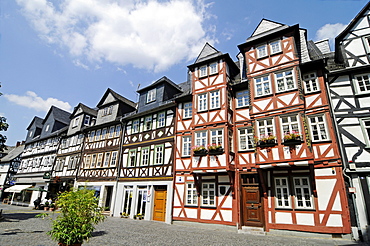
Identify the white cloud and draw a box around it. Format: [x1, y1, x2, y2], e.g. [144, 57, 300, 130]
[4, 91, 72, 112]
[73, 59, 90, 70]
[315, 23, 346, 47]
[16, 0, 216, 72]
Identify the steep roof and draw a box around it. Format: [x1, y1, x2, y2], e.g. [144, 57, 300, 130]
[97, 88, 136, 109]
[194, 42, 223, 64]
[42, 106, 71, 125]
[71, 103, 97, 118]
[251, 19, 288, 37]
[0, 144, 24, 162]
[137, 76, 182, 93]
[26, 116, 43, 130]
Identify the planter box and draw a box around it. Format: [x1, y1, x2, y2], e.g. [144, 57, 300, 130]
[209, 148, 224, 155]
[283, 138, 303, 146]
[257, 140, 276, 148]
[193, 149, 208, 156]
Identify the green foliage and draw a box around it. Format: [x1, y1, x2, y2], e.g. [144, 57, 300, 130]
[40, 188, 106, 245]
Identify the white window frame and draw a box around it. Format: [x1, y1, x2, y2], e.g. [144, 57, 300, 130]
[108, 126, 115, 138]
[141, 147, 150, 166]
[255, 75, 271, 97]
[182, 136, 192, 157]
[144, 116, 152, 131]
[274, 177, 291, 208]
[236, 90, 249, 108]
[147, 88, 156, 103]
[209, 90, 220, 110]
[308, 115, 329, 142]
[115, 124, 121, 137]
[96, 153, 103, 167]
[157, 112, 165, 128]
[293, 177, 314, 209]
[238, 128, 254, 151]
[154, 145, 164, 165]
[67, 157, 74, 170]
[360, 118, 370, 147]
[85, 155, 91, 168]
[198, 93, 208, 112]
[110, 151, 118, 167]
[132, 119, 140, 133]
[91, 154, 97, 168]
[354, 73, 370, 94]
[103, 152, 111, 167]
[270, 40, 282, 54]
[210, 129, 223, 146]
[275, 70, 295, 93]
[84, 115, 91, 126]
[209, 62, 218, 75]
[186, 182, 198, 206]
[45, 124, 50, 132]
[303, 72, 320, 93]
[257, 44, 268, 58]
[95, 129, 101, 141]
[201, 183, 215, 206]
[89, 131, 95, 142]
[199, 65, 207, 77]
[195, 131, 207, 147]
[280, 115, 300, 136]
[257, 118, 275, 139]
[128, 150, 137, 167]
[73, 117, 79, 128]
[101, 128, 107, 140]
[184, 102, 192, 119]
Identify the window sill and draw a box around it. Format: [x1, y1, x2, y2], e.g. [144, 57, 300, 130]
[184, 205, 198, 208]
[238, 149, 255, 153]
[254, 93, 273, 99]
[236, 105, 250, 109]
[304, 90, 320, 95]
[200, 206, 217, 209]
[275, 88, 298, 94]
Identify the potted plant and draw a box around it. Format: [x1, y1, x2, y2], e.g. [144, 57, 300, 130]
[283, 131, 302, 145]
[49, 203, 55, 212]
[37, 187, 105, 246]
[134, 213, 144, 220]
[120, 212, 129, 218]
[207, 143, 224, 155]
[192, 145, 207, 156]
[44, 201, 50, 211]
[256, 134, 276, 147]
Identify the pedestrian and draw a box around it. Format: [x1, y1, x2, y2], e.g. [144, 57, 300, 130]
[33, 197, 41, 210]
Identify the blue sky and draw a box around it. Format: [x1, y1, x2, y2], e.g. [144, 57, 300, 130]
[0, 0, 368, 145]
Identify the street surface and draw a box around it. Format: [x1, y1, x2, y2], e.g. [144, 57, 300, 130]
[0, 204, 365, 246]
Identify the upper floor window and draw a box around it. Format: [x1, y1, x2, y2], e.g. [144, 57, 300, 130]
[132, 119, 139, 133]
[73, 117, 79, 128]
[101, 128, 107, 140]
[209, 90, 220, 109]
[210, 129, 223, 146]
[103, 152, 110, 167]
[238, 128, 254, 151]
[257, 118, 275, 139]
[360, 118, 370, 146]
[89, 131, 95, 142]
[91, 154, 97, 168]
[84, 115, 91, 125]
[236, 90, 249, 108]
[255, 75, 271, 97]
[280, 115, 300, 136]
[154, 145, 164, 165]
[308, 115, 329, 141]
[147, 88, 156, 103]
[128, 150, 137, 167]
[103, 105, 113, 116]
[209, 62, 218, 75]
[199, 65, 207, 77]
[198, 93, 208, 111]
[45, 124, 50, 132]
[303, 72, 320, 93]
[144, 116, 152, 131]
[141, 147, 150, 166]
[96, 153, 103, 167]
[270, 40, 282, 54]
[115, 125, 121, 137]
[195, 131, 207, 147]
[157, 112, 165, 128]
[110, 151, 118, 166]
[354, 74, 370, 94]
[275, 70, 295, 92]
[257, 44, 268, 58]
[184, 102, 192, 118]
[182, 136, 192, 157]
[95, 129, 101, 141]
[108, 126, 115, 138]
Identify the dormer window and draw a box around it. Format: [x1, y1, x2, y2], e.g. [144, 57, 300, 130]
[257, 44, 268, 58]
[147, 88, 156, 103]
[29, 131, 33, 137]
[45, 124, 50, 132]
[73, 117, 79, 128]
[103, 105, 113, 116]
[84, 115, 91, 125]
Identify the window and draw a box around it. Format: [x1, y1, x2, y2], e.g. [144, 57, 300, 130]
[236, 90, 249, 108]
[73, 117, 79, 127]
[209, 62, 218, 75]
[108, 126, 115, 138]
[103, 152, 110, 167]
[257, 119, 275, 138]
[84, 115, 91, 125]
[303, 72, 320, 93]
[275, 70, 295, 92]
[183, 136, 192, 156]
[238, 128, 254, 150]
[72, 156, 78, 170]
[360, 119, 370, 146]
[144, 116, 152, 131]
[198, 93, 207, 111]
[111, 151, 118, 166]
[210, 129, 223, 146]
[184, 102, 192, 118]
[280, 115, 300, 135]
[91, 154, 97, 168]
[89, 131, 95, 142]
[257, 44, 268, 58]
[141, 147, 150, 166]
[195, 131, 207, 147]
[29, 131, 33, 137]
[209, 90, 220, 109]
[95, 129, 101, 141]
[45, 124, 50, 132]
[103, 105, 113, 116]
[270, 40, 282, 54]
[308, 115, 329, 141]
[77, 134, 83, 144]
[255, 75, 271, 96]
[199, 65, 207, 77]
[186, 182, 198, 205]
[202, 183, 215, 206]
[157, 112, 165, 128]
[355, 74, 370, 94]
[293, 177, 313, 209]
[275, 177, 291, 208]
[101, 128, 107, 140]
[85, 155, 91, 168]
[147, 88, 156, 103]
[132, 119, 140, 133]
[128, 150, 137, 167]
[154, 145, 164, 165]
[115, 125, 121, 137]
[97, 153, 103, 167]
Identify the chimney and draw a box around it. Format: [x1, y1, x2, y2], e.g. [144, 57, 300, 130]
[16, 141, 21, 147]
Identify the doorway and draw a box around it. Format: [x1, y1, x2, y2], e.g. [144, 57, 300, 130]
[241, 173, 264, 227]
[153, 186, 167, 222]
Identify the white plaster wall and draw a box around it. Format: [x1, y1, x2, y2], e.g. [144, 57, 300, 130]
[296, 213, 315, 226]
[315, 179, 335, 211]
[200, 209, 215, 220]
[275, 212, 293, 224]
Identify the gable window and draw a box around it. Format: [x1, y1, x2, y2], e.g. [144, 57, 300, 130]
[183, 136, 192, 157]
[147, 88, 156, 103]
[360, 118, 370, 146]
[210, 129, 223, 146]
[238, 128, 254, 150]
[132, 119, 139, 133]
[236, 90, 249, 108]
[275, 70, 295, 92]
[198, 93, 207, 111]
[257, 118, 275, 139]
[128, 150, 137, 167]
[270, 40, 282, 54]
[141, 147, 150, 166]
[202, 183, 215, 206]
[144, 116, 152, 131]
[103, 152, 111, 167]
[308, 115, 329, 141]
[280, 115, 300, 136]
[303, 72, 320, 93]
[115, 124, 121, 137]
[108, 126, 115, 138]
[355, 74, 370, 94]
[210, 90, 220, 109]
[186, 182, 198, 205]
[73, 117, 79, 128]
[157, 112, 165, 128]
[103, 105, 113, 116]
[110, 151, 118, 166]
[195, 131, 207, 147]
[84, 115, 91, 125]
[257, 44, 268, 58]
[184, 102, 192, 118]
[255, 75, 271, 96]
[209, 62, 218, 75]
[199, 65, 207, 77]
[154, 145, 164, 165]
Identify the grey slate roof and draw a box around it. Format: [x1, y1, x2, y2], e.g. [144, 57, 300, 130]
[97, 88, 136, 109]
[194, 43, 223, 64]
[247, 19, 289, 42]
[43, 106, 71, 125]
[137, 76, 182, 93]
[71, 103, 97, 118]
[0, 144, 24, 162]
[26, 116, 43, 130]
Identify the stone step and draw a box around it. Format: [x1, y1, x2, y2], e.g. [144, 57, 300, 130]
[238, 226, 266, 236]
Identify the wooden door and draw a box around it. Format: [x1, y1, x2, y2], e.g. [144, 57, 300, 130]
[153, 190, 167, 221]
[242, 184, 264, 227]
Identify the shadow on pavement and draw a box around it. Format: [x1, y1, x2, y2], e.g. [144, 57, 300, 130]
[1, 212, 38, 222]
[92, 230, 108, 237]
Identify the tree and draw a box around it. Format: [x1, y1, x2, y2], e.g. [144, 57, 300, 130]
[0, 84, 9, 152]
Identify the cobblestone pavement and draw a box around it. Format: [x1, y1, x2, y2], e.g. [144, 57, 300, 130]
[0, 204, 366, 246]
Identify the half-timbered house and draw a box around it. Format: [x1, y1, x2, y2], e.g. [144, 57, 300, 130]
[14, 106, 71, 206]
[77, 89, 136, 213]
[327, 2, 370, 241]
[114, 76, 181, 223]
[52, 103, 97, 194]
[236, 19, 350, 235]
[173, 44, 240, 226]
